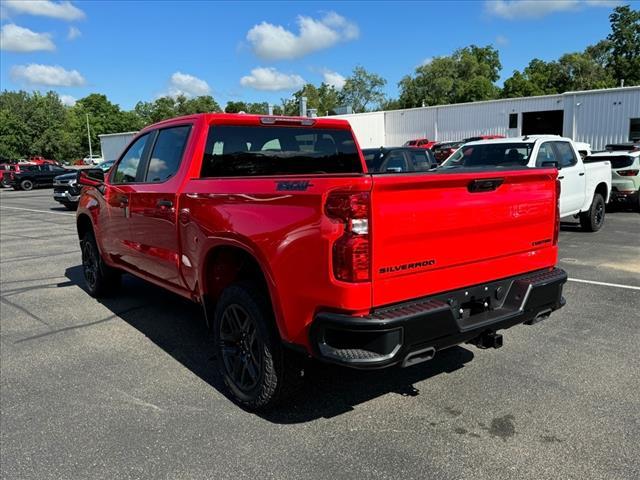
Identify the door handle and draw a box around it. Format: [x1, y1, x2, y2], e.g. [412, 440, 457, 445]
[118, 196, 128, 206]
[558, 176, 564, 180]
[579, 172, 585, 176]
[156, 199, 173, 208]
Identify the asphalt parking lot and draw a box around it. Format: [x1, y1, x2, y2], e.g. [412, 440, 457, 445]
[1, 188, 639, 480]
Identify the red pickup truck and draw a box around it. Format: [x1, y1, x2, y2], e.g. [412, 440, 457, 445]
[76, 113, 567, 409]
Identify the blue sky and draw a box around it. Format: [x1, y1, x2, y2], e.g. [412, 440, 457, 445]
[0, 0, 626, 110]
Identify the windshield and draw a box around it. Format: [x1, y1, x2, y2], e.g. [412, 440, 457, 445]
[442, 143, 534, 168]
[201, 125, 362, 177]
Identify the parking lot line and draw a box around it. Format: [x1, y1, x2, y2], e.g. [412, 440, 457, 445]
[0, 206, 75, 217]
[568, 277, 640, 291]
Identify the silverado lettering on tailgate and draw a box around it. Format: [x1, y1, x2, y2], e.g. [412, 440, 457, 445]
[379, 259, 436, 275]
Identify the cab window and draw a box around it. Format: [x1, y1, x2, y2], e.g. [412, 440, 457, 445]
[553, 142, 577, 168]
[145, 126, 191, 182]
[112, 134, 150, 184]
[383, 151, 408, 172]
[535, 142, 557, 167]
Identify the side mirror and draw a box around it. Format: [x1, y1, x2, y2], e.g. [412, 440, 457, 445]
[541, 161, 558, 169]
[78, 168, 104, 187]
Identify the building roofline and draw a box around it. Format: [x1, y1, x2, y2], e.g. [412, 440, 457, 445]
[334, 86, 640, 117]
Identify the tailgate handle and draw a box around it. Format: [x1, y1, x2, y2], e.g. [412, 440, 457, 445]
[468, 178, 504, 193]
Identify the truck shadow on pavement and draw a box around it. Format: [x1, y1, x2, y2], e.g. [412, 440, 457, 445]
[65, 265, 475, 423]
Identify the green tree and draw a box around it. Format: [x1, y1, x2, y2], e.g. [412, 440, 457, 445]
[0, 90, 81, 162]
[398, 45, 501, 108]
[607, 5, 640, 86]
[135, 95, 221, 125]
[225, 101, 269, 114]
[339, 66, 386, 112]
[69, 93, 142, 157]
[281, 83, 341, 116]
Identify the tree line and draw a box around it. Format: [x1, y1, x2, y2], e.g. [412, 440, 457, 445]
[0, 5, 637, 163]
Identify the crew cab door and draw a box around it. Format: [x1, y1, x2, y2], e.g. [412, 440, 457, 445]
[101, 132, 153, 267]
[553, 141, 585, 216]
[126, 125, 192, 287]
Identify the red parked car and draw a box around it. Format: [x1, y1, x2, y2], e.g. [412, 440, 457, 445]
[1, 163, 39, 188]
[76, 113, 566, 409]
[403, 138, 437, 149]
[0, 164, 11, 188]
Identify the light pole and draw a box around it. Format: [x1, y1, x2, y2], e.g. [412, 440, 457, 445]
[86, 113, 92, 158]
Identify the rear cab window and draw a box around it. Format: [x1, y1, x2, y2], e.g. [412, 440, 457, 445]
[200, 125, 362, 177]
[443, 143, 534, 168]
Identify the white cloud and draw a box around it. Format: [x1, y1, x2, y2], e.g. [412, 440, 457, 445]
[10, 64, 86, 87]
[584, 0, 621, 5]
[0, 24, 55, 52]
[495, 34, 509, 46]
[67, 26, 81, 40]
[246, 12, 359, 60]
[165, 71, 211, 98]
[484, 0, 618, 19]
[322, 70, 346, 90]
[59, 94, 76, 106]
[240, 67, 305, 91]
[2, 1, 85, 21]
[485, 0, 578, 19]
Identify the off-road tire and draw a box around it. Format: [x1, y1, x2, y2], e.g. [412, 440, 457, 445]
[213, 283, 303, 411]
[579, 193, 605, 232]
[80, 230, 121, 297]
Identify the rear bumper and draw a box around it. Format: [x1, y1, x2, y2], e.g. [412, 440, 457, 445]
[611, 186, 639, 202]
[310, 267, 567, 369]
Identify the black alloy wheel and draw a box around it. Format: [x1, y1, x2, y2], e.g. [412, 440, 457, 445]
[81, 237, 99, 292]
[218, 304, 263, 393]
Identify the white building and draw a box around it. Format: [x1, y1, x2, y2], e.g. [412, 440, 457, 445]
[98, 131, 137, 162]
[332, 86, 640, 151]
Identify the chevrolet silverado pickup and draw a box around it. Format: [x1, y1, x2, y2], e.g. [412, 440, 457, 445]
[76, 114, 567, 410]
[442, 135, 611, 231]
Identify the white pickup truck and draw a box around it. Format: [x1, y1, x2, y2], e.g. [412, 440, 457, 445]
[442, 135, 612, 231]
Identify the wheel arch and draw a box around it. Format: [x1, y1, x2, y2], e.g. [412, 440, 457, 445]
[200, 243, 286, 340]
[76, 213, 94, 239]
[594, 182, 609, 203]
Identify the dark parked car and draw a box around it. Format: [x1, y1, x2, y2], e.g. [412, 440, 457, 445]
[10, 164, 71, 191]
[362, 147, 437, 173]
[53, 160, 115, 210]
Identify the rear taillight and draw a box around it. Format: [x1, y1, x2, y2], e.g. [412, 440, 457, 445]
[325, 191, 371, 282]
[617, 169, 639, 177]
[553, 178, 561, 245]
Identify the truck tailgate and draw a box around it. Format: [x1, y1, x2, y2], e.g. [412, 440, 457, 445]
[370, 169, 559, 307]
